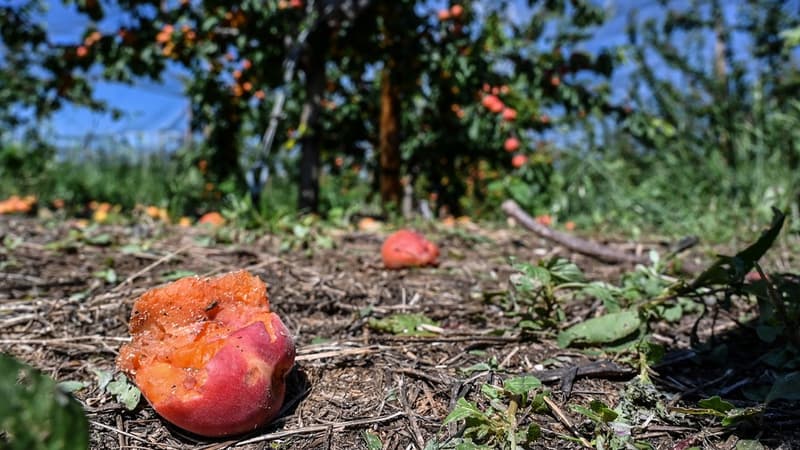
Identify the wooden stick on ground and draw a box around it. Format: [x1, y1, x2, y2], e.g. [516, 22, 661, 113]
[502, 199, 647, 265]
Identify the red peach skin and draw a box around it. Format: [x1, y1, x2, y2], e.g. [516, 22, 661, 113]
[140, 318, 293, 436]
[381, 229, 440, 269]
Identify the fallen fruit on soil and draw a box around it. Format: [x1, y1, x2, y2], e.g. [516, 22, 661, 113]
[198, 211, 225, 227]
[381, 229, 440, 269]
[117, 270, 295, 437]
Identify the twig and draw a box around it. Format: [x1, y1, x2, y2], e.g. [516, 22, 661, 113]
[90, 420, 182, 449]
[542, 396, 592, 448]
[111, 244, 191, 292]
[115, 414, 126, 450]
[397, 376, 426, 449]
[0, 335, 131, 345]
[502, 199, 646, 264]
[376, 335, 521, 344]
[233, 411, 405, 446]
[295, 345, 383, 361]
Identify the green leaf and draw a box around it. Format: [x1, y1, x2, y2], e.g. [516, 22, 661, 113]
[56, 381, 88, 394]
[480, 383, 503, 400]
[570, 404, 599, 421]
[698, 396, 734, 413]
[524, 423, 541, 441]
[119, 244, 146, 254]
[362, 431, 382, 450]
[85, 233, 112, 246]
[460, 362, 493, 375]
[503, 376, 542, 395]
[721, 407, 762, 427]
[292, 223, 309, 238]
[106, 374, 141, 410]
[443, 398, 486, 425]
[93, 268, 117, 284]
[367, 313, 438, 336]
[661, 303, 683, 322]
[582, 282, 622, 313]
[736, 440, 765, 450]
[546, 258, 585, 283]
[557, 310, 641, 348]
[766, 371, 800, 403]
[92, 368, 113, 391]
[589, 399, 618, 422]
[686, 208, 785, 291]
[159, 270, 197, 282]
[0, 354, 89, 450]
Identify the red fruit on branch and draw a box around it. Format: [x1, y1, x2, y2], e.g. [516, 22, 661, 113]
[504, 136, 520, 153]
[481, 94, 504, 113]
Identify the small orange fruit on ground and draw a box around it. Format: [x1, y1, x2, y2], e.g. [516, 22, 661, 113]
[117, 271, 296, 437]
[381, 229, 440, 269]
[198, 211, 225, 227]
[535, 214, 552, 226]
[0, 195, 36, 214]
[357, 217, 383, 232]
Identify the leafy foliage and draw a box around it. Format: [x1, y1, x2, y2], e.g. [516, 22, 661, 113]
[368, 313, 439, 337]
[443, 376, 546, 449]
[0, 353, 89, 450]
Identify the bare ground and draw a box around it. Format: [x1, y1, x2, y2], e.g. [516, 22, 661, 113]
[1, 215, 799, 449]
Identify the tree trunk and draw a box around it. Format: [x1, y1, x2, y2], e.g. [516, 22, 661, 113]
[209, 99, 241, 186]
[297, 34, 326, 214]
[379, 66, 402, 209]
[713, 0, 736, 171]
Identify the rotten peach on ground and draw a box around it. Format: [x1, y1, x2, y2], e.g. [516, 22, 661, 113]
[381, 229, 440, 269]
[117, 270, 295, 437]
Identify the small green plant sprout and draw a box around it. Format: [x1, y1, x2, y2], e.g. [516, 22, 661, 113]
[275, 214, 335, 254]
[497, 257, 587, 333]
[362, 430, 383, 450]
[570, 399, 650, 449]
[443, 375, 546, 449]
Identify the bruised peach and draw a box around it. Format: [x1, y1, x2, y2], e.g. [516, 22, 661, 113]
[381, 229, 440, 269]
[117, 271, 295, 437]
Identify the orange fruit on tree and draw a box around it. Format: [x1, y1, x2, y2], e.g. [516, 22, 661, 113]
[511, 154, 528, 168]
[504, 136, 520, 153]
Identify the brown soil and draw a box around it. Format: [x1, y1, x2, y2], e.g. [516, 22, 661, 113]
[1, 216, 799, 449]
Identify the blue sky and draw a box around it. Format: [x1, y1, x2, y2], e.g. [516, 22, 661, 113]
[30, 0, 777, 147]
